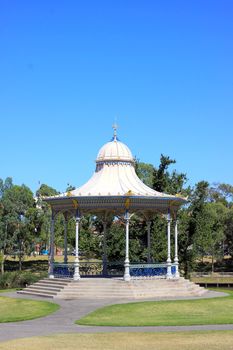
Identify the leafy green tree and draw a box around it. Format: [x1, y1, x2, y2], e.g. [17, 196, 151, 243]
[36, 184, 59, 197]
[225, 207, 233, 257]
[135, 161, 154, 187]
[152, 154, 188, 196]
[150, 214, 167, 262]
[0, 183, 35, 271]
[194, 202, 226, 271]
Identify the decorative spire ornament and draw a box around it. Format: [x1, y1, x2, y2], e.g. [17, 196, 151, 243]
[112, 122, 118, 140]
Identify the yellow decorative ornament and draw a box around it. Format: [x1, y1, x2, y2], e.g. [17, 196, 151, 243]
[125, 189, 134, 196]
[72, 199, 79, 209]
[125, 198, 130, 209]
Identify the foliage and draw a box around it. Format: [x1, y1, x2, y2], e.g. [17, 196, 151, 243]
[0, 150, 233, 278]
[135, 160, 154, 187]
[0, 271, 45, 289]
[152, 154, 188, 196]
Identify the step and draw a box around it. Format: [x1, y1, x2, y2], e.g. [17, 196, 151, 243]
[27, 286, 62, 292]
[17, 290, 55, 298]
[18, 277, 207, 300]
[20, 288, 57, 295]
[40, 279, 70, 285]
[34, 282, 66, 289]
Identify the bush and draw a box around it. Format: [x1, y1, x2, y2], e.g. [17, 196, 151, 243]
[0, 271, 46, 289]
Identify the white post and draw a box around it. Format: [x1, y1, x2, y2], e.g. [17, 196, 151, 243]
[49, 211, 55, 279]
[74, 211, 81, 280]
[174, 219, 180, 278]
[102, 221, 107, 276]
[166, 211, 172, 279]
[147, 220, 151, 263]
[124, 210, 131, 281]
[64, 214, 68, 264]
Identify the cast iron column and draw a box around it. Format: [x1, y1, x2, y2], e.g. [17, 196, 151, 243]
[64, 214, 68, 264]
[49, 210, 55, 279]
[166, 211, 172, 279]
[124, 210, 131, 281]
[174, 219, 180, 278]
[74, 210, 81, 280]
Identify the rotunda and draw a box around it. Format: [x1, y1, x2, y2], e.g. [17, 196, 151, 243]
[44, 126, 186, 281]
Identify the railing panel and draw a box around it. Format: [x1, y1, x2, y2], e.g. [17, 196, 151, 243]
[130, 263, 177, 278]
[53, 262, 177, 279]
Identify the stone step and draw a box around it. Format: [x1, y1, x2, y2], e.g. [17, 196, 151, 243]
[33, 282, 68, 289]
[18, 277, 208, 299]
[43, 277, 72, 282]
[27, 285, 62, 292]
[20, 287, 58, 295]
[40, 279, 70, 285]
[17, 290, 56, 298]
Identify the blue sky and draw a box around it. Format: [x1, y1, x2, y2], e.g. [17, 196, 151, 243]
[0, 0, 232, 194]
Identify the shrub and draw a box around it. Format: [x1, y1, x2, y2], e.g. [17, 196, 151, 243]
[0, 271, 46, 289]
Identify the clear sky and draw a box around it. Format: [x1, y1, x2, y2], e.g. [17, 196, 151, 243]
[0, 0, 232, 194]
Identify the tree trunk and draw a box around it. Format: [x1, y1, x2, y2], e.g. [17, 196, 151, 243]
[211, 254, 214, 273]
[19, 240, 22, 271]
[19, 255, 22, 271]
[1, 258, 4, 275]
[0, 250, 5, 275]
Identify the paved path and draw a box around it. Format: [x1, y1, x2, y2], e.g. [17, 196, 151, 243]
[0, 290, 232, 342]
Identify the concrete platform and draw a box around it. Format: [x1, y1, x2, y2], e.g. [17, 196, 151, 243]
[18, 277, 207, 299]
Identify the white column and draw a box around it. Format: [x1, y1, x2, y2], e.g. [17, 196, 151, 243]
[124, 210, 131, 281]
[102, 221, 107, 276]
[166, 212, 172, 279]
[64, 214, 68, 264]
[49, 211, 55, 279]
[174, 219, 180, 278]
[147, 220, 151, 263]
[73, 212, 81, 280]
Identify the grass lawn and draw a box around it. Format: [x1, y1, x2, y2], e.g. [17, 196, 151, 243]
[0, 296, 59, 322]
[0, 289, 19, 293]
[0, 331, 233, 350]
[192, 277, 233, 283]
[76, 289, 233, 327]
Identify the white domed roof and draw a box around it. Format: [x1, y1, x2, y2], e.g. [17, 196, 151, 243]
[96, 138, 134, 163]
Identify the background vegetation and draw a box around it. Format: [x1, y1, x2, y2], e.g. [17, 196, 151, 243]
[0, 154, 233, 278]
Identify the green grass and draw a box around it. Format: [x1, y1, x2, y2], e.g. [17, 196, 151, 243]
[192, 277, 233, 283]
[1, 331, 233, 350]
[76, 289, 233, 327]
[0, 288, 19, 293]
[0, 296, 59, 322]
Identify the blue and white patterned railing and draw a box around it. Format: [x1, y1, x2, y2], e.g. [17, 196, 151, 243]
[129, 263, 177, 278]
[53, 261, 177, 279]
[53, 261, 103, 278]
[53, 261, 125, 278]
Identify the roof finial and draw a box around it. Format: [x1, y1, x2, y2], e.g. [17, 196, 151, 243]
[112, 122, 118, 140]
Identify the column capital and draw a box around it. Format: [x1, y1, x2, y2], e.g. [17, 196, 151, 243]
[75, 216, 81, 223]
[124, 209, 130, 222]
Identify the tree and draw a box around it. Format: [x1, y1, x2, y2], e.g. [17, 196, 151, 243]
[194, 203, 226, 271]
[135, 161, 154, 187]
[225, 207, 233, 257]
[0, 182, 35, 271]
[153, 154, 188, 196]
[36, 184, 59, 198]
